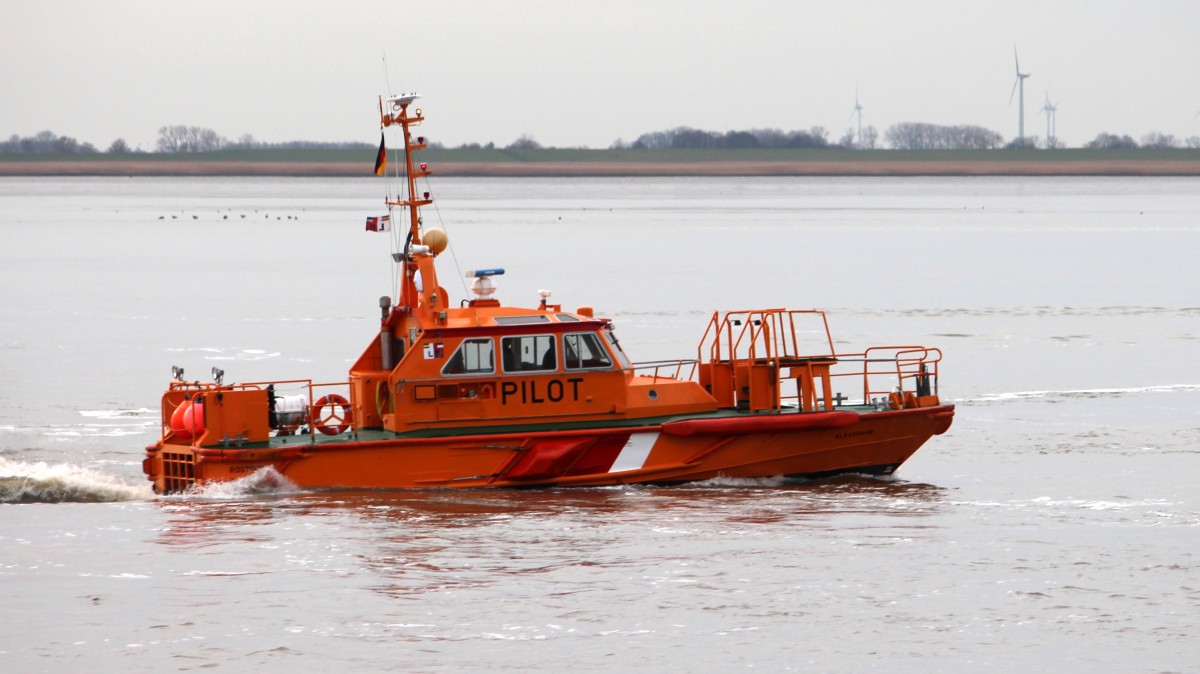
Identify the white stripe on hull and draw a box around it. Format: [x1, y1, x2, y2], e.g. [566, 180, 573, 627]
[608, 432, 659, 473]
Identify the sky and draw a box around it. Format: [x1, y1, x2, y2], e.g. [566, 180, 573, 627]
[3, 0, 1199, 151]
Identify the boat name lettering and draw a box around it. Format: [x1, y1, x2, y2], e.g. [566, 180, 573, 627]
[835, 429, 875, 439]
[501, 377, 584, 405]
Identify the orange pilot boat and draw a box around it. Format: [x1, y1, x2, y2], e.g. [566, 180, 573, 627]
[143, 93, 954, 493]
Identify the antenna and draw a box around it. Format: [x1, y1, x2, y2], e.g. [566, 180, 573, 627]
[381, 51, 393, 93]
[1042, 93, 1058, 148]
[1010, 46, 1032, 142]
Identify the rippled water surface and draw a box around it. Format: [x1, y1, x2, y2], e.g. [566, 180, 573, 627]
[1, 176, 1197, 672]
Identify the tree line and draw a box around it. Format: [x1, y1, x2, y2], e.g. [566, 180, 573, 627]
[1085, 132, 1200, 149]
[606, 124, 1200, 151]
[4, 125, 1199, 154]
[1, 131, 100, 154]
[0, 127, 373, 154]
[620, 126, 835, 150]
[883, 123, 1004, 150]
[153, 126, 373, 153]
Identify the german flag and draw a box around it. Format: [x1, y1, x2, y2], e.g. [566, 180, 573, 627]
[373, 134, 387, 176]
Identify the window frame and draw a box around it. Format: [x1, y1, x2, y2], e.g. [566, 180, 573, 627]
[440, 337, 496, 376]
[500, 333, 559, 373]
[604, 329, 632, 369]
[563, 331, 615, 371]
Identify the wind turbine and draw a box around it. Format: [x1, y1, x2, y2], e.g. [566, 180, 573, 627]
[1010, 47, 1031, 142]
[848, 88, 863, 148]
[1042, 93, 1057, 148]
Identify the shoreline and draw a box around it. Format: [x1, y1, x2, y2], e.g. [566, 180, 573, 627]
[3, 159, 1200, 177]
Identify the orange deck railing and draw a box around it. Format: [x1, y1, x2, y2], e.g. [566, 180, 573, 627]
[160, 378, 355, 445]
[692, 309, 942, 412]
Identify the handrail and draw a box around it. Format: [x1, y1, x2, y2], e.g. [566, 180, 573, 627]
[630, 359, 696, 381]
[700, 309, 837, 364]
[691, 310, 944, 409]
[695, 309, 842, 406]
[165, 377, 356, 440]
[833, 346, 942, 404]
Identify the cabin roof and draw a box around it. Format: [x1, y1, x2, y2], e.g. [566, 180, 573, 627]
[435, 306, 608, 333]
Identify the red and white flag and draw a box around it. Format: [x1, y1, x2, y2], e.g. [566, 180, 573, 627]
[365, 214, 392, 232]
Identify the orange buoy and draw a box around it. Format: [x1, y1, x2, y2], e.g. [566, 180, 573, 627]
[169, 399, 205, 440]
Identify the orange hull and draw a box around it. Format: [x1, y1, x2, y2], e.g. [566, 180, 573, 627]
[143, 405, 953, 491]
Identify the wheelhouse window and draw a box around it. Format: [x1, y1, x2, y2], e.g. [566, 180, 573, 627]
[564, 332, 613, 370]
[501, 335, 557, 372]
[604, 329, 632, 369]
[442, 338, 495, 375]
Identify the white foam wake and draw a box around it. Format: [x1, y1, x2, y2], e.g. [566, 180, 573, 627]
[962, 383, 1200, 404]
[172, 466, 302, 500]
[78, 408, 158, 419]
[0, 457, 153, 503]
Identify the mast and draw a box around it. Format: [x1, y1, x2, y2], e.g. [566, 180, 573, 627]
[380, 94, 443, 323]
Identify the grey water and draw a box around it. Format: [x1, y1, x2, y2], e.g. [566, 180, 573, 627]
[1, 176, 1197, 672]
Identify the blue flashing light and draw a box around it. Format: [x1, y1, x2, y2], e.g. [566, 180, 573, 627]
[466, 268, 505, 277]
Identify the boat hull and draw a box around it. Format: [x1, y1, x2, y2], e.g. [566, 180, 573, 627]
[143, 405, 954, 492]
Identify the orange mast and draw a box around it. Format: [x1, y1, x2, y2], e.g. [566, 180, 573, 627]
[380, 93, 443, 324]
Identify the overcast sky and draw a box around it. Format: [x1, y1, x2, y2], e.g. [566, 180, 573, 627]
[3, 0, 1199, 150]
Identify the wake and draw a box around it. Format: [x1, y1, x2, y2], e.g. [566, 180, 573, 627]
[169, 466, 302, 499]
[960, 383, 1200, 404]
[1, 458, 303, 504]
[0, 457, 153, 504]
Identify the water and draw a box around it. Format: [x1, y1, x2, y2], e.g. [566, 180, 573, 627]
[1, 176, 1197, 672]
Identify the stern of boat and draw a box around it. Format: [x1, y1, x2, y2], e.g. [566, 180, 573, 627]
[144, 372, 355, 493]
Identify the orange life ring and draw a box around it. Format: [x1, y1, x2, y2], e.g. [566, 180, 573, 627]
[313, 393, 352, 435]
[478, 384, 494, 400]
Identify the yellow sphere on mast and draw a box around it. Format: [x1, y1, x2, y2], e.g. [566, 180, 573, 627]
[423, 228, 449, 254]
